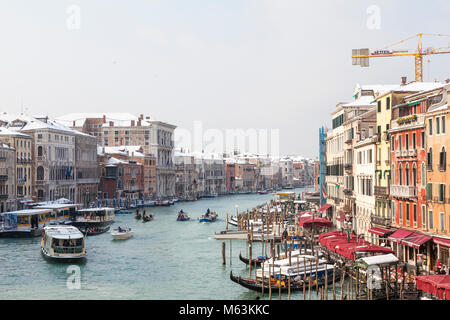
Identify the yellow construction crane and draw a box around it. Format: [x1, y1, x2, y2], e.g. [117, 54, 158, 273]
[352, 33, 450, 82]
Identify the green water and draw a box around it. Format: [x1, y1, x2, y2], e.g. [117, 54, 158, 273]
[0, 187, 343, 300]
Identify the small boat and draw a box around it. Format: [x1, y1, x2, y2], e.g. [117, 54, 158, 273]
[84, 226, 110, 236]
[258, 190, 269, 194]
[239, 252, 269, 266]
[143, 200, 156, 207]
[70, 208, 115, 229]
[117, 209, 133, 214]
[198, 211, 217, 223]
[41, 225, 87, 262]
[111, 227, 133, 240]
[230, 271, 304, 292]
[135, 213, 142, 220]
[142, 215, 153, 223]
[156, 200, 170, 206]
[176, 211, 190, 221]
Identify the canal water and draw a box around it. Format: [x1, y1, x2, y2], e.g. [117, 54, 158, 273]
[0, 187, 343, 300]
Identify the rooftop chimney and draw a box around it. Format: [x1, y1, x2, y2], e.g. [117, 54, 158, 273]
[140, 114, 144, 121]
[445, 78, 450, 84]
[109, 121, 114, 127]
[103, 115, 106, 123]
[131, 120, 135, 127]
[401, 76, 407, 86]
[137, 120, 141, 126]
[73, 121, 76, 127]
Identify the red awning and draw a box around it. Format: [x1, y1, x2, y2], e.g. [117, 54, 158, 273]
[401, 232, 432, 249]
[416, 275, 450, 300]
[318, 204, 331, 212]
[433, 236, 450, 248]
[368, 227, 392, 237]
[299, 217, 332, 228]
[387, 229, 413, 243]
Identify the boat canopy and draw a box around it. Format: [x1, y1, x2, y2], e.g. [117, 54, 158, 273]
[355, 253, 399, 268]
[1, 209, 52, 216]
[34, 204, 79, 210]
[416, 275, 450, 300]
[44, 226, 84, 239]
[78, 207, 114, 212]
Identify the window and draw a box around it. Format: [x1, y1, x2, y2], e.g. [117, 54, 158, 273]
[405, 134, 409, 150]
[399, 135, 402, 150]
[427, 148, 433, 170]
[421, 131, 425, 148]
[442, 116, 446, 134]
[386, 97, 391, 110]
[37, 146, 43, 157]
[422, 206, 427, 229]
[439, 184, 445, 202]
[412, 133, 416, 149]
[413, 164, 417, 185]
[399, 202, 403, 222]
[436, 117, 440, 135]
[37, 166, 44, 181]
[440, 212, 445, 232]
[426, 183, 433, 200]
[429, 118, 433, 135]
[399, 164, 403, 185]
[392, 164, 395, 184]
[413, 204, 417, 223]
[439, 147, 446, 171]
[405, 164, 410, 186]
[406, 203, 410, 223]
[429, 211, 434, 229]
[391, 136, 395, 151]
[377, 101, 381, 112]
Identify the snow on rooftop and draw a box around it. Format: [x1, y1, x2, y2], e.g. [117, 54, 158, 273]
[55, 113, 153, 128]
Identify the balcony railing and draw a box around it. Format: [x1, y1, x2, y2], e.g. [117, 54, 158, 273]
[343, 189, 353, 196]
[17, 178, 26, 185]
[0, 194, 8, 200]
[401, 150, 408, 157]
[344, 164, 352, 172]
[0, 175, 8, 181]
[371, 215, 391, 227]
[408, 149, 417, 157]
[374, 186, 389, 197]
[391, 185, 417, 198]
[395, 150, 401, 158]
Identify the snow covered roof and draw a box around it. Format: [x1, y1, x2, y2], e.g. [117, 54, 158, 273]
[0, 113, 93, 137]
[342, 95, 376, 107]
[55, 113, 153, 128]
[375, 82, 445, 99]
[0, 127, 30, 138]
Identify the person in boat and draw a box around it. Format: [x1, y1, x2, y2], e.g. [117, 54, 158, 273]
[205, 208, 210, 217]
[118, 226, 124, 233]
[282, 228, 288, 242]
[142, 210, 146, 217]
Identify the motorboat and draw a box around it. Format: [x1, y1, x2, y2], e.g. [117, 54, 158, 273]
[70, 208, 115, 229]
[142, 215, 153, 222]
[156, 200, 170, 206]
[176, 211, 190, 221]
[41, 225, 87, 262]
[198, 211, 217, 223]
[111, 227, 133, 240]
[0, 209, 53, 238]
[84, 226, 110, 236]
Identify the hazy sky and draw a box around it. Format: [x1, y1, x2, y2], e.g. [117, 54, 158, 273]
[0, 0, 449, 158]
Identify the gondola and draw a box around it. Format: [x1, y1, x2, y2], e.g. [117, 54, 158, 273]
[229, 270, 340, 293]
[84, 226, 110, 236]
[142, 215, 153, 223]
[176, 212, 190, 221]
[238, 252, 268, 266]
[230, 271, 305, 292]
[135, 213, 142, 220]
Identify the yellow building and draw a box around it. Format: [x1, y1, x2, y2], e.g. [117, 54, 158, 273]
[0, 127, 33, 209]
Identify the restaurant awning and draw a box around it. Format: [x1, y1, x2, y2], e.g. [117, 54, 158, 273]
[401, 232, 432, 249]
[368, 227, 392, 237]
[387, 229, 413, 243]
[299, 217, 332, 228]
[416, 275, 450, 300]
[318, 204, 331, 212]
[433, 236, 450, 248]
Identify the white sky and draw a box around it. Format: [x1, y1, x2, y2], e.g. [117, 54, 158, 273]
[0, 0, 449, 158]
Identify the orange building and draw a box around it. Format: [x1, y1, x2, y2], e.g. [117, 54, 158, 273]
[424, 83, 450, 270]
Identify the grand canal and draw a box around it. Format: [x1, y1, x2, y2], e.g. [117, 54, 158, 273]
[0, 187, 339, 300]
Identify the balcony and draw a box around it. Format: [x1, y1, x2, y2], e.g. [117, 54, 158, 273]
[0, 194, 8, 200]
[0, 156, 6, 161]
[17, 178, 26, 185]
[345, 138, 353, 144]
[344, 164, 352, 172]
[391, 185, 417, 198]
[408, 149, 417, 157]
[401, 150, 408, 157]
[0, 174, 8, 181]
[371, 215, 391, 227]
[395, 150, 401, 158]
[374, 186, 389, 197]
[343, 189, 353, 196]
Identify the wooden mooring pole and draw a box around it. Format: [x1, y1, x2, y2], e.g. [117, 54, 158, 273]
[222, 242, 226, 265]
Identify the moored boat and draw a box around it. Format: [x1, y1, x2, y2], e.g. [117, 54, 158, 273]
[70, 207, 115, 229]
[239, 252, 269, 266]
[0, 209, 53, 238]
[41, 225, 87, 262]
[84, 226, 110, 236]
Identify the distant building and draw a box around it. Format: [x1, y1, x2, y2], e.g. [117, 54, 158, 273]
[0, 143, 15, 212]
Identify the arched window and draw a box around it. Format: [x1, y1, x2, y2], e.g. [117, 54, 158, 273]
[439, 146, 446, 171]
[399, 164, 403, 185]
[406, 164, 410, 186]
[37, 166, 44, 181]
[413, 164, 417, 186]
[427, 148, 433, 170]
[37, 146, 43, 157]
